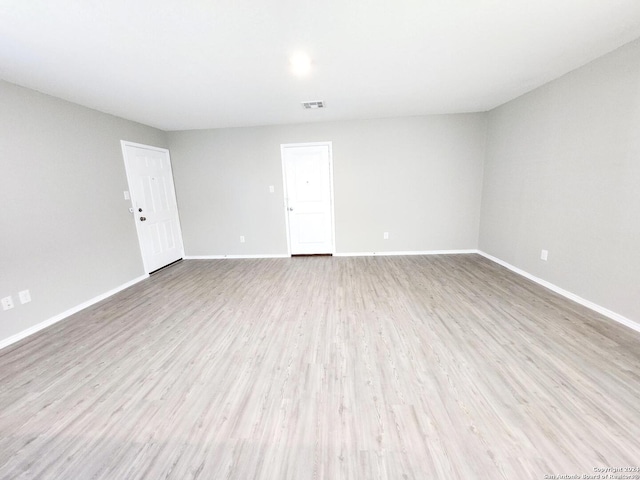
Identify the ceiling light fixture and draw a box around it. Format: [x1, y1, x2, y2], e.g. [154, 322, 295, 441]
[290, 52, 311, 76]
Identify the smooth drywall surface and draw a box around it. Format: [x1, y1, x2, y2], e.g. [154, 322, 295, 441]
[0, 80, 167, 342]
[480, 38, 640, 322]
[168, 114, 487, 256]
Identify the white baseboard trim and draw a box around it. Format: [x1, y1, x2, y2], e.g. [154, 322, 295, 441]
[477, 251, 640, 334]
[184, 254, 290, 260]
[0, 274, 149, 351]
[186, 250, 479, 260]
[334, 249, 478, 257]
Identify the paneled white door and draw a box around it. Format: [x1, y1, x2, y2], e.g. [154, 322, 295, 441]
[282, 143, 335, 255]
[121, 141, 184, 273]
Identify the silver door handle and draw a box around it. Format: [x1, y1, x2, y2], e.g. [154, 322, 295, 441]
[288, 207, 293, 211]
[140, 216, 147, 221]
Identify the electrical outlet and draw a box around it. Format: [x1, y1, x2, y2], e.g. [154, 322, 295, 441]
[123, 190, 130, 200]
[269, 185, 275, 193]
[383, 232, 389, 240]
[540, 249, 548, 261]
[240, 236, 245, 243]
[1, 296, 14, 311]
[19, 290, 31, 304]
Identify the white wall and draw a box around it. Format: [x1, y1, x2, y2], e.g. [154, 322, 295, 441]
[0, 80, 167, 343]
[168, 114, 487, 256]
[479, 38, 640, 322]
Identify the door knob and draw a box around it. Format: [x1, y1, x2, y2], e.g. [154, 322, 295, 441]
[288, 207, 294, 211]
[138, 208, 143, 212]
[140, 216, 147, 221]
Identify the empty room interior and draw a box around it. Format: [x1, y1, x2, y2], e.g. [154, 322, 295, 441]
[1, 1, 640, 479]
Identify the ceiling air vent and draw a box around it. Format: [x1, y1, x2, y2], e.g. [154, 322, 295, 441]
[302, 100, 325, 109]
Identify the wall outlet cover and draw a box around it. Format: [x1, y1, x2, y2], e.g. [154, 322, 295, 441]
[1, 296, 14, 310]
[541, 249, 548, 261]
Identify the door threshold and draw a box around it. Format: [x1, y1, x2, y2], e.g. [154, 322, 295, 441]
[149, 258, 183, 275]
[291, 253, 333, 257]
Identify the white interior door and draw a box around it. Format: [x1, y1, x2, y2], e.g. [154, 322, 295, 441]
[121, 141, 185, 273]
[282, 142, 335, 255]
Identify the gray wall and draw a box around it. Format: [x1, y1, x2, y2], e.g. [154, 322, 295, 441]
[0, 80, 167, 341]
[168, 114, 487, 256]
[3, 36, 638, 346]
[479, 38, 640, 321]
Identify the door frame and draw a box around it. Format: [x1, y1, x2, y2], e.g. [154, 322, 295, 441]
[280, 141, 336, 256]
[120, 140, 185, 273]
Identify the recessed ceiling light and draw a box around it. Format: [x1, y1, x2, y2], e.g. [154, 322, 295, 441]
[290, 52, 311, 76]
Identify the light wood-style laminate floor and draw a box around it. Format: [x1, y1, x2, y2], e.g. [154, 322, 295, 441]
[1, 255, 639, 479]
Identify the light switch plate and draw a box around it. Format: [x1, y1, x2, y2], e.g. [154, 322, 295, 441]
[19, 290, 31, 304]
[269, 185, 275, 193]
[124, 191, 130, 200]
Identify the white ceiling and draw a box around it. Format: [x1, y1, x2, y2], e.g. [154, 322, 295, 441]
[1, 0, 640, 131]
